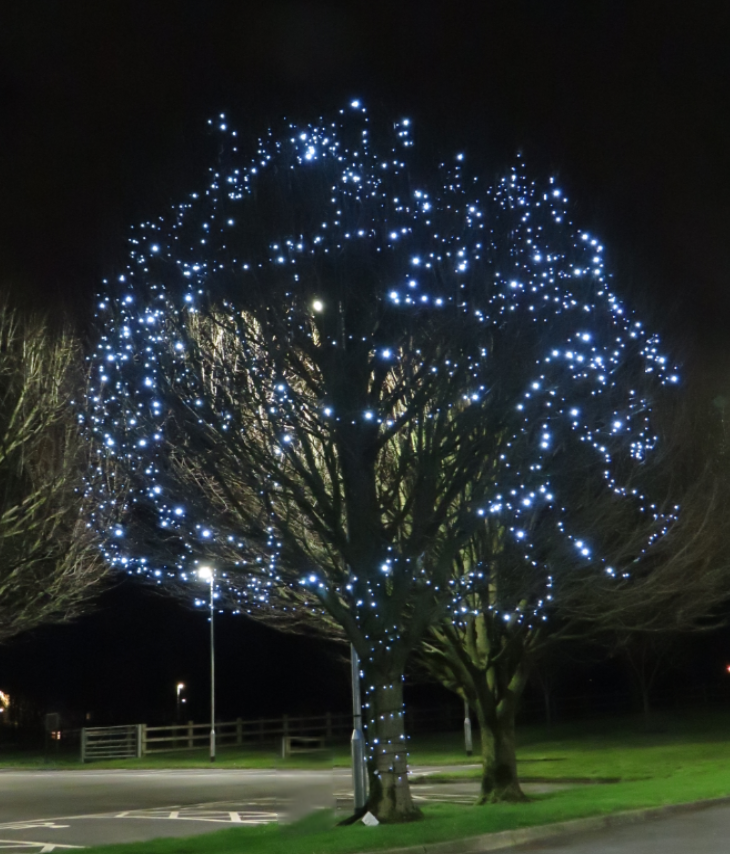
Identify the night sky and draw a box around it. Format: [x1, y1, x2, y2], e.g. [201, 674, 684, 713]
[1, 0, 729, 726]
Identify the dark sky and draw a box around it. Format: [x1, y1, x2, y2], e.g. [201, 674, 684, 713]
[2, 1, 729, 368]
[1, 0, 729, 724]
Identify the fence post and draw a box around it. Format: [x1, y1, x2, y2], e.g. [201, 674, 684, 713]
[282, 714, 289, 740]
[137, 724, 144, 758]
[188, 720, 194, 749]
[236, 717, 242, 746]
[81, 728, 87, 763]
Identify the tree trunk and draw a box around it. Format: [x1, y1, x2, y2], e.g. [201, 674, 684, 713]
[476, 706, 527, 803]
[362, 666, 421, 822]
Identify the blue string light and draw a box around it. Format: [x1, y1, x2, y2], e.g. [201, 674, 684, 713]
[88, 101, 677, 792]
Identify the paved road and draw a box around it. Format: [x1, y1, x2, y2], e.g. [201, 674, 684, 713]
[515, 803, 730, 853]
[0, 767, 343, 851]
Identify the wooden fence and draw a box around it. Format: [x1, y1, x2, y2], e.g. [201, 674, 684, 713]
[78, 688, 726, 761]
[79, 705, 465, 761]
[142, 711, 351, 754]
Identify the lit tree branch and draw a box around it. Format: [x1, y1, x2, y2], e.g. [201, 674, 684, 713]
[0, 304, 110, 642]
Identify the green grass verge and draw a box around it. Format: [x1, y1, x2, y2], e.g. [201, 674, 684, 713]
[0, 744, 353, 770]
[418, 709, 730, 783]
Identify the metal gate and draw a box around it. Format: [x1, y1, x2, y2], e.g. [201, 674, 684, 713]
[81, 724, 142, 762]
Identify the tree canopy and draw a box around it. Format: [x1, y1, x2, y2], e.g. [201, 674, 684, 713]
[91, 102, 689, 818]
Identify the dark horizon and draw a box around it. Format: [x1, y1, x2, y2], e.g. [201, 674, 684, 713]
[1, 576, 727, 731]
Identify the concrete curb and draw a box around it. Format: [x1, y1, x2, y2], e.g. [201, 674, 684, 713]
[362, 795, 730, 854]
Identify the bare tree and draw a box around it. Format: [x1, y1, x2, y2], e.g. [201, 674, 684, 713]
[0, 304, 110, 642]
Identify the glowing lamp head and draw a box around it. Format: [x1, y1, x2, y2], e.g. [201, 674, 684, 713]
[198, 566, 214, 581]
[312, 299, 324, 313]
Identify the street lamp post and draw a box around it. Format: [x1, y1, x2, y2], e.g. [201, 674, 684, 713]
[350, 645, 368, 811]
[176, 682, 185, 723]
[198, 566, 216, 763]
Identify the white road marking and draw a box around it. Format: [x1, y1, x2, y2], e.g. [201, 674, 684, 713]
[0, 804, 279, 852]
[114, 808, 277, 824]
[0, 841, 81, 851]
[0, 826, 69, 832]
[0, 804, 279, 830]
[413, 792, 474, 804]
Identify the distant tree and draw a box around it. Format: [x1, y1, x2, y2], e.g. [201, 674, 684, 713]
[611, 630, 685, 725]
[89, 103, 708, 816]
[0, 304, 110, 642]
[526, 637, 586, 730]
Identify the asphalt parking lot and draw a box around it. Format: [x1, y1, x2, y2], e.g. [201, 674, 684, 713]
[0, 767, 342, 850]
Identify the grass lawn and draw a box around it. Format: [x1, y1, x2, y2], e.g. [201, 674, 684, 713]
[419, 708, 730, 782]
[0, 744, 353, 770]
[9, 709, 730, 853]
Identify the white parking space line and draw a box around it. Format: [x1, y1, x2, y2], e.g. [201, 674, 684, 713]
[0, 842, 81, 851]
[0, 803, 281, 852]
[0, 804, 280, 833]
[112, 808, 277, 824]
[0, 826, 70, 833]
